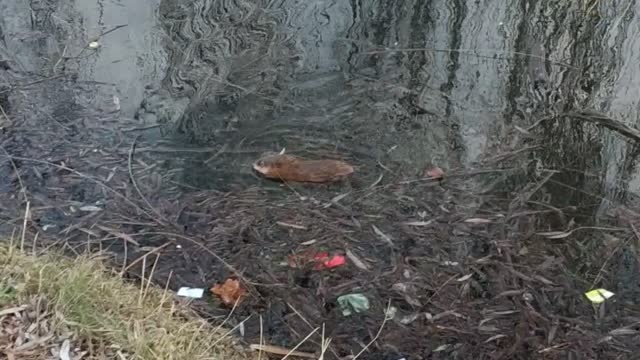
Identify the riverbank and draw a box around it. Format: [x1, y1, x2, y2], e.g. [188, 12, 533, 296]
[0, 242, 251, 360]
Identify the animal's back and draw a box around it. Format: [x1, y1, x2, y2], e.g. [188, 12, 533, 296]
[253, 154, 353, 183]
[296, 159, 354, 182]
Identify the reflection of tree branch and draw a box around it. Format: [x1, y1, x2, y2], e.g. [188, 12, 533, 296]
[532, 111, 640, 142]
[361, 46, 579, 70]
[96, 24, 128, 39]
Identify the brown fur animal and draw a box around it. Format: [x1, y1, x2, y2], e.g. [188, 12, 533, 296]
[252, 154, 354, 183]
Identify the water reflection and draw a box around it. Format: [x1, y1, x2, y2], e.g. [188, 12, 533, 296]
[143, 0, 640, 203]
[5, 0, 639, 205]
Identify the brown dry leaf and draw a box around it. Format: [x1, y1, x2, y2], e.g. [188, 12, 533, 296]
[210, 279, 246, 306]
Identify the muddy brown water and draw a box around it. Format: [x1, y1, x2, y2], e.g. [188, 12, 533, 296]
[2, 1, 640, 359]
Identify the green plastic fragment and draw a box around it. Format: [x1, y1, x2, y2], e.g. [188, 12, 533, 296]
[337, 293, 370, 316]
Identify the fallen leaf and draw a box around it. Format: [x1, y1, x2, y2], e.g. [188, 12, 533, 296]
[464, 218, 492, 224]
[402, 220, 432, 226]
[386, 306, 398, 319]
[434, 344, 449, 352]
[609, 328, 638, 336]
[372, 225, 394, 245]
[210, 279, 246, 306]
[391, 282, 410, 292]
[478, 325, 500, 332]
[79, 205, 102, 212]
[276, 221, 307, 230]
[399, 313, 420, 325]
[484, 334, 508, 343]
[391, 282, 423, 307]
[457, 273, 473, 282]
[345, 249, 370, 270]
[331, 193, 350, 203]
[537, 231, 572, 239]
[323, 193, 350, 208]
[424, 166, 445, 179]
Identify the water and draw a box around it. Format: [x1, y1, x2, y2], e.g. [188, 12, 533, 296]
[4, 0, 638, 195]
[2, 0, 640, 357]
[136, 0, 640, 199]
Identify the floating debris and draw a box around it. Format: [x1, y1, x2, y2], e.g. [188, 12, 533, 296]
[337, 293, 370, 316]
[210, 279, 246, 306]
[464, 218, 493, 224]
[176, 287, 204, 299]
[402, 220, 433, 226]
[79, 205, 102, 212]
[585, 289, 614, 304]
[323, 255, 346, 269]
[288, 251, 346, 270]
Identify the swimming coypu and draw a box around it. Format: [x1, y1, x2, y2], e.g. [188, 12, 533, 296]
[252, 153, 354, 183]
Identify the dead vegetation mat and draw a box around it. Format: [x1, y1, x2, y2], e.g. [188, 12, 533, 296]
[0, 114, 639, 359]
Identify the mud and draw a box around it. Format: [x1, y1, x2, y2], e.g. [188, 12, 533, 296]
[1, 0, 640, 359]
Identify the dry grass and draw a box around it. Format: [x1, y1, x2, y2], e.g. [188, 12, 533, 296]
[0, 243, 253, 360]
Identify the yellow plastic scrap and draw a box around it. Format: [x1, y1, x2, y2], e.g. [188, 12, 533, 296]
[585, 288, 614, 304]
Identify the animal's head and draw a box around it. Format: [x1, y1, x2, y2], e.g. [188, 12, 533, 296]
[252, 153, 296, 174]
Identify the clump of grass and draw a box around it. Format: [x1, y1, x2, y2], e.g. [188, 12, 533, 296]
[0, 244, 252, 360]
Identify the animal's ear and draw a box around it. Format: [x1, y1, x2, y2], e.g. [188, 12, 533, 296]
[279, 148, 286, 155]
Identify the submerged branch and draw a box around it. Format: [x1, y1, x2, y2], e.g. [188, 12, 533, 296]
[533, 111, 640, 142]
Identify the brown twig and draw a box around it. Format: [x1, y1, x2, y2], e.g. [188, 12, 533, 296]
[127, 137, 169, 226]
[120, 242, 172, 275]
[0, 154, 158, 223]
